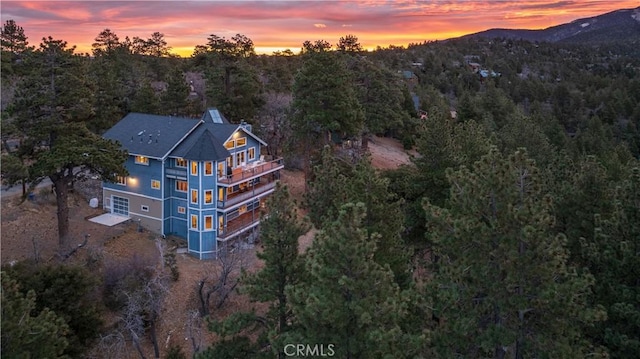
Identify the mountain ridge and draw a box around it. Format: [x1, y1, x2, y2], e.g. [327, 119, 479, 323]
[460, 7, 640, 44]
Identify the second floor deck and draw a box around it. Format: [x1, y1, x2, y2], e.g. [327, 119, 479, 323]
[218, 158, 284, 186]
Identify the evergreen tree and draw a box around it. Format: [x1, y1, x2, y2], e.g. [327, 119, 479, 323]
[0, 153, 29, 195]
[337, 34, 364, 53]
[425, 148, 603, 358]
[10, 37, 128, 245]
[347, 55, 409, 135]
[91, 28, 120, 56]
[161, 67, 190, 116]
[306, 147, 411, 286]
[291, 47, 364, 139]
[200, 184, 309, 358]
[386, 112, 491, 248]
[0, 19, 31, 75]
[197, 34, 263, 122]
[243, 183, 309, 336]
[1, 272, 69, 358]
[291, 46, 364, 179]
[3, 262, 104, 357]
[130, 79, 161, 114]
[582, 167, 640, 358]
[286, 203, 421, 358]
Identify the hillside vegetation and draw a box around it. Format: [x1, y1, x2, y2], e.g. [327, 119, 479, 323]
[2, 15, 639, 359]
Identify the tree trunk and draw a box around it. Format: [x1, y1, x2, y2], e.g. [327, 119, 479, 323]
[198, 280, 209, 317]
[149, 319, 160, 359]
[53, 175, 70, 246]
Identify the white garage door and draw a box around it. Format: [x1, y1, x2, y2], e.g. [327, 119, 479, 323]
[112, 196, 129, 216]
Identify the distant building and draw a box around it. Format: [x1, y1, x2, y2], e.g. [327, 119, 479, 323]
[102, 108, 283, 259]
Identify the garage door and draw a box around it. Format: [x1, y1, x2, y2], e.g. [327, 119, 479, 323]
[112, 196, 129, 216]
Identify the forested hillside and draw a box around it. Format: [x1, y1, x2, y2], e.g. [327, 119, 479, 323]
[2, 18, 639, 359]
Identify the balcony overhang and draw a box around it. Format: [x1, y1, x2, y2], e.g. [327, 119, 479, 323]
[218, 158, 284, 187]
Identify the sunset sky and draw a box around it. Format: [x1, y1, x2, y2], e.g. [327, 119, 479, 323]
[1, 1, 638, 56]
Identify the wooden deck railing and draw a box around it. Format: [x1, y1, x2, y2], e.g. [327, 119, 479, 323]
[218, 158, 284, 185]
[217, 180, 277, 209]
[218, 209, 261, 241]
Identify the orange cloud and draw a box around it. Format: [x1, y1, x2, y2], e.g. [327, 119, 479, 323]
[1, 1, 638, 56]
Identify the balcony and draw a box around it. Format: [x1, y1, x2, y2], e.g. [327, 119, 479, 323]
[218, 158, 284, 186]
[218, 209, 261, 241]
[165, 167, 187, 180]
[218, 178, 277, 209]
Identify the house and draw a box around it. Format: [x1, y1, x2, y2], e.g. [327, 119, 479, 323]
[102, 108, 284, 259]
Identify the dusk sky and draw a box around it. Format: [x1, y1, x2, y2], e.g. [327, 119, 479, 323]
[1, 1, 638, 56]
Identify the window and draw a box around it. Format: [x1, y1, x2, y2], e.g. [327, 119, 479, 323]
[224, 140, 235, 149]
[248, 147, 256, 161]
[175, 158, 187, 167]
[204, 215, 213, 230]
[191, 189, 198, 204]
[236, 151, 245, 166]
[191, 215, 198, 229]
[191, 161, 198, 176]
[116, 176, 126, 186]
[177, 206, 186, 214]
[226, 156, 233, 169]
[141, 205, 149, 212]
[135, 156, 149, 165]
[236, 137, 246, 147]
[204, 190, 213, 204]
[176, 180, 187, 192]
[151, 180, 160, 189]
[218, 162, 225, 177]
[204, 161, 213, 176]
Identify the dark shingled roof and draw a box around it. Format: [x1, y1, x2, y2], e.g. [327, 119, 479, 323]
[103, 113, 200, 158]
[170, 122, 237, 159]
[182, 129, 230, 161]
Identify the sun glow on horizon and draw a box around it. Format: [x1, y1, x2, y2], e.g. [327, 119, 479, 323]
[2, 1, 638, 58]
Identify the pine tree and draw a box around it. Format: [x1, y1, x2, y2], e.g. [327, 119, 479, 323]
[286, 203, 421, 358]
[305, 147, 411, 286]
[10, 37, 128, 245]
[161, 67, 190, 116]
[1, 272, 69, 358]
[242, 183, 310, 356]
[291, 45, 364, 179]
[3, 263, 104, 357]
[130, 79, 161, 114]
[1, 19, 31, 75]
[200, 184, 309, 358]
[582, 167, 640, 358]
[425, 148, 603, 358]
[291, 47, 363, 138]
[197, 34, 263, 122]
[388, 112, 491, 248]
[346, 55, 408, 135]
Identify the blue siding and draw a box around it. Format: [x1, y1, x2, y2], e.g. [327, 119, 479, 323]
[168, 178, 188, 199]
[168, 218, 187, 237]
[188, 231, 200, 253]
[104, 156, 163, 198]
[201, 174, 217, 209]
[104, 117, 277, 260]
[225, 130, 264, 168]
[202, 231, 217, 256]
[188, 160, 201, 208]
